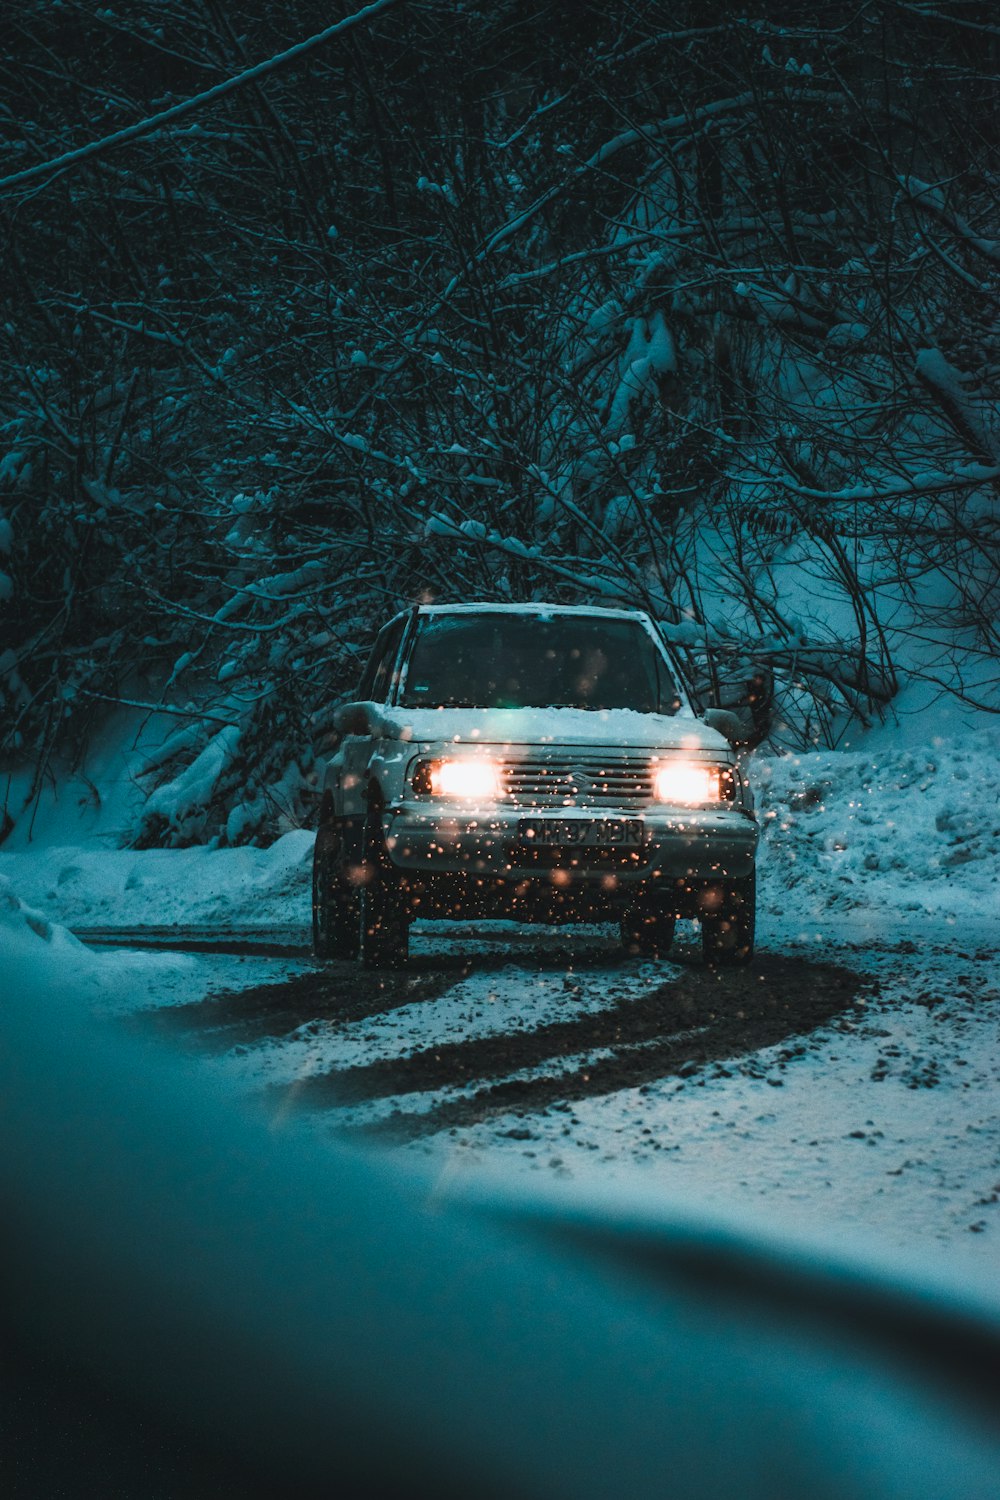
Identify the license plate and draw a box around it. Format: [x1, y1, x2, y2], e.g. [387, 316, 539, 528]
[517, 818, 644, 847]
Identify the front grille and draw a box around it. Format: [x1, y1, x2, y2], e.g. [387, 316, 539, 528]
[500, 755, 654, 808]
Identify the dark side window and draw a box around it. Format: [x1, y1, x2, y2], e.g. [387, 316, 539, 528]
[357, 616, 406, 702]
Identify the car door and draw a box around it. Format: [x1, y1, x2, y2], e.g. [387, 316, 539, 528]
[337, 614, 409, 824]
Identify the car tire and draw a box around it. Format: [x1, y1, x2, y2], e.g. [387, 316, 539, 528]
[621, 900, 676, 959]
[312, 820, 360, 960]
[701, 871, 755, 966]
[359, 816, 409, 969]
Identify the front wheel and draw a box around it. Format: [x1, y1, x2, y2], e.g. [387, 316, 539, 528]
[359, 817, 409, 969]
[312, 820, 359, 960]
[701, 871, 756, 966]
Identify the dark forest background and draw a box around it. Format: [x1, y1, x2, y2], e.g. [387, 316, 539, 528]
[1, 0, 997, 844]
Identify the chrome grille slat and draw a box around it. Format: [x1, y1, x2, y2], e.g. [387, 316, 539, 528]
[500, 755, 653, 807]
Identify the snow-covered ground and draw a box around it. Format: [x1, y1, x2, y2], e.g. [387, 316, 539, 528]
[1, 725, 998, 1284]
[0, 826, 315, 931]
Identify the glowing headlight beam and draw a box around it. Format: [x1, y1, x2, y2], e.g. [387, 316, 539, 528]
[431, 758, 500, 800]
[653, 761, 720, 805]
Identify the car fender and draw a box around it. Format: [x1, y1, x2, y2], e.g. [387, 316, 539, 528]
[319, 736, 408, 840]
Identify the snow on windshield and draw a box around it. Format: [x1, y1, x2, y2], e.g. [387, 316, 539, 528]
[401, 612, 679, 713]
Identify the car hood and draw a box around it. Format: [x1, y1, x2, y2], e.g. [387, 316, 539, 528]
[374, 704, 729, 752]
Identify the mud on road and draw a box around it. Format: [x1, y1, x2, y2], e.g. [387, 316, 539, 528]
[127, 931, 868, 1140]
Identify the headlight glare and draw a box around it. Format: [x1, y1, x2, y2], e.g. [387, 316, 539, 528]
[426, 758, 500, 800]
[653, 761, 721, 804]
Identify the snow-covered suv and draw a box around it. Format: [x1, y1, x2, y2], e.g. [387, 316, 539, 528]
[313, 604, 758, 968]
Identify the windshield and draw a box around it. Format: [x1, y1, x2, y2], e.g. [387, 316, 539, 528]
[400, 612, 679, 712]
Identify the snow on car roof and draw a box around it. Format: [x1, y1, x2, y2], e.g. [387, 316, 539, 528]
[416, 602, 653, 620]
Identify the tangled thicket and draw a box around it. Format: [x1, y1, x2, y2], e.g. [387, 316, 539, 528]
[1, 0, 997, 843]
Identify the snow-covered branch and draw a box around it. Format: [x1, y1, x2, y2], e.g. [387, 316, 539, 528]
[0, 0, 401, 194]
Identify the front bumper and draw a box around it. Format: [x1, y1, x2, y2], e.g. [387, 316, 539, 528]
[384, 801, 757, 885]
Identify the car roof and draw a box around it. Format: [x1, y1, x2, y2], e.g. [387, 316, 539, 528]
[414, 602, 653, 621]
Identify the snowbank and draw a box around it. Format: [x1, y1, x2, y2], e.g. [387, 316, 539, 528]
[0, 869, 207, 1020]
[756, 725, 1000, 923]
[0, 872, 91, 966]
[0, 829, 313, 931]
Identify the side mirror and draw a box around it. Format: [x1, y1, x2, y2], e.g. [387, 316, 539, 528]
[333, 701, 372, 735]
[702, 707, 746, 744]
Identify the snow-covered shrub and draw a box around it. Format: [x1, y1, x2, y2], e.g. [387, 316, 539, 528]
[133, 689, 317, 850]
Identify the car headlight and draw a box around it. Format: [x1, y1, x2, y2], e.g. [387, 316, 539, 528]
[413, 757, 501, 799]
[653, 761, 722, 804]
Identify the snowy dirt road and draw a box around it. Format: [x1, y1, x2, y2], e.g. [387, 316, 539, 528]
[121, 927, 865, 1139]
[74, 909, 998, 1281]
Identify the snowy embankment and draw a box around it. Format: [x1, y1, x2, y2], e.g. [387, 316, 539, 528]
[0, 874, 92, 962]
[756, 727, 1000, 929]
[0, 869, 231, 1016]
[0, 828, 314, 932]
[0, 727, 997, 1278]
